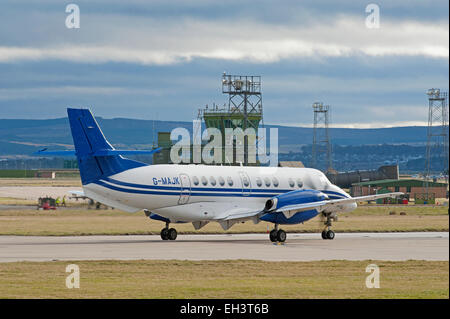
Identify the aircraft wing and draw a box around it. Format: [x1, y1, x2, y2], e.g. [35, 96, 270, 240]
[213, 207, 263, 230]
[218, 209, 262, 221]
[277, 192, 403, 218]
[212, 192, 403, 227]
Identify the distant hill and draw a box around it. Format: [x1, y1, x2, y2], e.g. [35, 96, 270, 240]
[0, 117, 428, 156]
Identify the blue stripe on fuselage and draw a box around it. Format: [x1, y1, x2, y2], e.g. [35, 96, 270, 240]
[95, 180, 281, 198]
[95, 178, 349, 199]
[103, 177, 292, 193]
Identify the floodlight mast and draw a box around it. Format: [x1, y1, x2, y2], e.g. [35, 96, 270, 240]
[424, 88, 449, 198]
[312, 102, 332, 172]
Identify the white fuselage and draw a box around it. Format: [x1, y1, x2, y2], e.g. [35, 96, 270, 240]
[83, 164, 354, 222]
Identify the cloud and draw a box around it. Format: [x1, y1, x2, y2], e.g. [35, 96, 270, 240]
[0, 15, 448, 65]
[0, 86, 163, 100]
[0, 1, 448, 128]
[271, 120, 430, 129]
[0, 46, 182, 65]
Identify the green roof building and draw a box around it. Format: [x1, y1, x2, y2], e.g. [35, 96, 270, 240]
[351, 179, 448, 204]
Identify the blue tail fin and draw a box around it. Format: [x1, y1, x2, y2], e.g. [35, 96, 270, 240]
[67, 108, 147, 185]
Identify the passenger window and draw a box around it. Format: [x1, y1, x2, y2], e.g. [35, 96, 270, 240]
[210, 176, 216, 186]
[272, 177, 279, 187]
[192, 176, 199, 186]
[227, 176, 234, 186]
[297, 179, 303, 188]
[218, 176, 225, 186]
[201, 176, 208, 186]
[264, 177, 271, 187]
[256, 177, 262, 187]
[288, 178, 295, 187]
[242, 176, 250, 187]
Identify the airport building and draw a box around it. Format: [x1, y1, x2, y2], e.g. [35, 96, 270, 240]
[350, 179, 448, 203]
[327, 165, 399, 188]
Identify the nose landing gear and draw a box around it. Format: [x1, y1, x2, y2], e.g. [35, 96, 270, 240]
[321, 213, 336, 240]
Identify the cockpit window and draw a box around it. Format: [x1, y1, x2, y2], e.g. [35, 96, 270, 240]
[319, 173, 331, 185]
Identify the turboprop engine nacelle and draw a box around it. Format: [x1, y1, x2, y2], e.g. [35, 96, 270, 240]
[264, 189, 329, 212]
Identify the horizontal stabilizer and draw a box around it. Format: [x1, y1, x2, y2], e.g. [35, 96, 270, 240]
[92, 148, 162, 156]
[33, 147, 162, 157]
[33, 149, 76, 156]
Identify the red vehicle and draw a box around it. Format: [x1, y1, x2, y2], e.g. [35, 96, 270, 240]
[37, 197, 57, 210]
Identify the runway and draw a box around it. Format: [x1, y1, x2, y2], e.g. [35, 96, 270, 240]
[0, 186, 80, 201]
[0, 232, 448, 262]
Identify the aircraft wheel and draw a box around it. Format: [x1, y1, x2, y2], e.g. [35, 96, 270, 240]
[168, 228, 177, 241]
[160, 228, 169, 240]
[326, 230, 335, 240]
[277, 229, 287, 242]
[321, 230, 328, 240]
[269, 229, 278, 242]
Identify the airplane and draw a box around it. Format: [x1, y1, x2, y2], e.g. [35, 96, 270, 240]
[68, 190, 88, 200]
[35, 108, 402, 242]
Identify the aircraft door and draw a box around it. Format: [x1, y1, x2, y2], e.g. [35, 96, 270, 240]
[178, 173, 191, 204]
[238, 171, 251, 196]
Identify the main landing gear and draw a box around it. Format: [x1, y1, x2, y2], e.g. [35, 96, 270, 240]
[269, 224, 287, 243]
[321, 213, 335, 240]
[160, 222, 177, 241]
[321, 229, 335, 240]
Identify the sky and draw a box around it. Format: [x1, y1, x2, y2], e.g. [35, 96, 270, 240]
[0, 0, 448, 127]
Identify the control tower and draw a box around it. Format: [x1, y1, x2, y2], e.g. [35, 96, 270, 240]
[198, 73, 263, 165]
